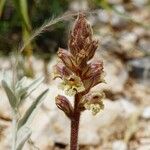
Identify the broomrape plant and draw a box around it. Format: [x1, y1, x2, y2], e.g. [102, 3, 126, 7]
[2, 77, 49, 150]
[53, 14, 105, 150]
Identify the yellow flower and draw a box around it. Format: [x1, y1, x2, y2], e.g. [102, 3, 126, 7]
[81, 91, 105, 115]
[59, 75, 85, 96]
[85, 103, 104, 115]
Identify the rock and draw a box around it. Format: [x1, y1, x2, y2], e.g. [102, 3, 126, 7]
[116, 98, 138, 118]
[114, 5, 125, 13]
[111, 14, 128, 30]
[69, 0, 89, 11]
[83, 99, 123, 127]
[101, 35, 121, 52]
[142, 107, 150, 119]
[0, 58, 10, 70]
[97, 10, 110, 23]
[137, 144, 150, 150]
[133, 27, 147, 37]
[87, 15, 98, 26]
[127, 57, 150, 81]
[132, 0, 149, 7]
[124, 82, 150, 105]
[119, 31, 137, 50]
[94, 51, 128, 92]
[138, 38, 150, 54]
[112, 140, 127, 150]
[110, 5, 128, 30]
[108, 0, 122, 4]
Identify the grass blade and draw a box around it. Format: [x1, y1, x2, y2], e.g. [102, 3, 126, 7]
[0, 0, 6, 17]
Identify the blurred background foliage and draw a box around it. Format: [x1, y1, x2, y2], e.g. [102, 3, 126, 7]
[0, 0, 69, 57]
[0, 0, 69, 78]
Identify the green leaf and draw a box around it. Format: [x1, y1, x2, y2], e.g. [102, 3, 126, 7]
[0, 0, 6, 17]
[1, 80, 17, 109]
[15, 77, 27, 89]
[16, 126, 31, 150]
[18, 89, 49, 129]
[25, 77, 44, 95]
[15, 77, 28, 103]
[20, 0, 31, 30]
[13, 0, 31, 30]
[14, 77, 44, 106]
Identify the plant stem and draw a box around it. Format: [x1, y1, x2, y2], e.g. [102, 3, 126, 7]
[70, 94, 81, 150]
[12, 112, 18, 150]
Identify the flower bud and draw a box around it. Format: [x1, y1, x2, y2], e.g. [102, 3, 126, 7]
[55, 95, 73, 118]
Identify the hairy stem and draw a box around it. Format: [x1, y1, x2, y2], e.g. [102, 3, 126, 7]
[70, 94, 81, 150]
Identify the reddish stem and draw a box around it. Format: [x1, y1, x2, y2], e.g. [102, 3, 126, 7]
[70, 94, 81, 150]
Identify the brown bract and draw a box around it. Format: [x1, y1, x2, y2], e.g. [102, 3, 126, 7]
[58, 13, 99, 69]
[55, 95, 73, 118]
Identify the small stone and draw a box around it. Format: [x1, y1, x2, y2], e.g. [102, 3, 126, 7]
[132, 0, 149, 7]
[97, 10, 110, 23]
[112, 140, 127, 150]
[94, 52, 128, 93]
[142, 107, 150, 119]
[108, 0, 122, 4]
[101, 35, 120, 52]
[69, 0, 89, 11]
[87, 15, 97, 26]
[138, 38, 150, 54]
[119, 32, 137, 50]
[133, 27, 146, 37]
[110, 5, 127, 30]
[137, 144, 150, 150]
[127, 57, 150, 81]
[116, 99, 138, 117]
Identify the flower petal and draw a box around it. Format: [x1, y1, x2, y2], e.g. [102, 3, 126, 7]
[60, 75, 85, 96]
[79, 91, 105, 115]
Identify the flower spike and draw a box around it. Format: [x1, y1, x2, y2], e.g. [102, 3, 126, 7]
[53, 13, 106, 150]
